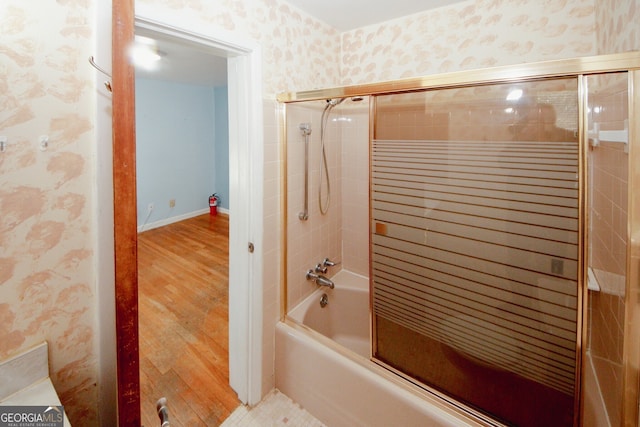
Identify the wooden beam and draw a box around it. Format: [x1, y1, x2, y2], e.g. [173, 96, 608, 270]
[112, 0, 140, 425]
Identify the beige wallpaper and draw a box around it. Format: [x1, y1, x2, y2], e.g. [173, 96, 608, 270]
[0, 0, 98, 424]
[340, 0, 597, 85]
[137, 0, 342, 95]
[595, 0, 640, 54]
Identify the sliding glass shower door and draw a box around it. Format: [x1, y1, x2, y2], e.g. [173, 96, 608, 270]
[371, 78, 580, 426]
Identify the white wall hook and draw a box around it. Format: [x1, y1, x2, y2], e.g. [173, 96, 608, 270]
[39, 135, 49, 151]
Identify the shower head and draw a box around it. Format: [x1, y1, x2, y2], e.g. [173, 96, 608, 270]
[326, 96, 364, 106]
[327, 98, 345, 106]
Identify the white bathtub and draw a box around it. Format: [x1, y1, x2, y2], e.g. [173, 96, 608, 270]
[275, 270, 484, 427]
[287, 270, 370, 358]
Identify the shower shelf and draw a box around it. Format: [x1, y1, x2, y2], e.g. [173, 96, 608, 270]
[588, 119, 629, 152]
[588, 267, 626, 296]
[587, 267, 600, 292]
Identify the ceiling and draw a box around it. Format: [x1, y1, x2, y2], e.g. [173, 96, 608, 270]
[134, 30, 229, 87]
[287, 0, 467, 32]
[136, 0, 467, 86]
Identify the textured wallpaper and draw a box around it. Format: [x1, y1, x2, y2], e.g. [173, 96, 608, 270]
[0, 0, 98, 424]
[340, 0, 597, 85]
[136, 0, 342, 95]
[595, 0, 640, 54]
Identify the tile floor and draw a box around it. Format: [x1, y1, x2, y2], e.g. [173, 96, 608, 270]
[220, 389, 325, 427]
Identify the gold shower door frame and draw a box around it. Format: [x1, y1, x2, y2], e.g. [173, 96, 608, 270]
[277, 52, 640, 427]
[624, 69, 640, 427]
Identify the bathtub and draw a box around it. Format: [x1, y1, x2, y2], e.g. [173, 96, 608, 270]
[287, 270, 370, 358]
[275, 270, 485, 427]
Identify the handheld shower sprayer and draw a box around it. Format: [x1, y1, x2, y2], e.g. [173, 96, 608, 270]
[318, 96, 365, 216]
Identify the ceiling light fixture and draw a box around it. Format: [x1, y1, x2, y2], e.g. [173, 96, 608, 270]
[130, 36, 166, 71]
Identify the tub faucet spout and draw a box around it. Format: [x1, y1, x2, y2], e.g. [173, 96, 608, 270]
[316, 276, 335, 289]
[306, 270, 335, 289]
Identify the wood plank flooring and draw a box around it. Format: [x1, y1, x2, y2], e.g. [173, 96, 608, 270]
[138, 213, 240, 427]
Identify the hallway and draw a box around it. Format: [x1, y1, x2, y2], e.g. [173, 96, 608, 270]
[137, 214, 240, 426]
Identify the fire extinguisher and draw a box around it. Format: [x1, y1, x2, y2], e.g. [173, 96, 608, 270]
[209, 193, 219, 216]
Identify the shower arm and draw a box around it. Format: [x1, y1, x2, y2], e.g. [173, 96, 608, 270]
[298, 123, 311, 221]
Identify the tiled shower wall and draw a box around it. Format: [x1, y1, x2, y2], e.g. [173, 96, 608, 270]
[286, 101, 370, 310]
[591, 1, 637, 425]
[587, 74, 629, 427]
[590, 76, 630, 279]
[340, 103, 370, 277]
[261, 99, 282, 395]
[286, 102, 343, 309]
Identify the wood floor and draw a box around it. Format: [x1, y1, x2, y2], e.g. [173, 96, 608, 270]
[138, 213, 240, 427]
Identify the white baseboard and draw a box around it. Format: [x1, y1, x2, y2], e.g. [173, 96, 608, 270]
[138, 207, 229, 233]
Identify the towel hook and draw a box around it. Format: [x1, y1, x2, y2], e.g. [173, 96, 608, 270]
[88, 56, 112, 92]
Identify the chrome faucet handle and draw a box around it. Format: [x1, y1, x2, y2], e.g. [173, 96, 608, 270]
[315, 263, 328, 274]
[306, 270, 318, 281]
[322, 258, 340, 268]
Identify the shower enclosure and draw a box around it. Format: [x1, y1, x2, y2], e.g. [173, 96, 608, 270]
[279, 53, 640, 427]
[371, 79, 579, 426]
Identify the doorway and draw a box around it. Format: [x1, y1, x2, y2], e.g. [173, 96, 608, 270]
[137, 214, 237, 425]
[112, 6, 265, 424]
[133, 28, 236, 424]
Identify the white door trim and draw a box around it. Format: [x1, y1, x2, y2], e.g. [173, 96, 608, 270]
[133, 12, 264, 405]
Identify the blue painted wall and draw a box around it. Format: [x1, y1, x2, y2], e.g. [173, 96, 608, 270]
[214, 86, 229, 210]
[135, 78, 228, 227]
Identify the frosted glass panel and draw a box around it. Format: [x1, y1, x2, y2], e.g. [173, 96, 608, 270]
[371, 78, 579, 426]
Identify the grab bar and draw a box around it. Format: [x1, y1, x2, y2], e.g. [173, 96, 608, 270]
[299, 123, 311, 220]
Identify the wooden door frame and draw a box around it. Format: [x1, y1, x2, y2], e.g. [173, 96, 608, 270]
[112, 0, 140, 425]
[112, 1, 265, 424]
